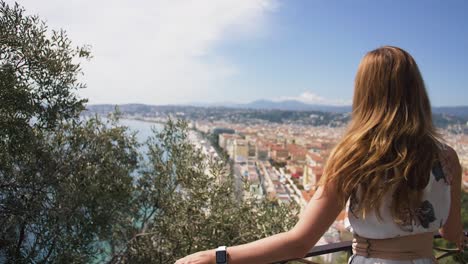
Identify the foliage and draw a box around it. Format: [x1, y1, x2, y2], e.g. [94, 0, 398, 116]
[0, 2, 132, 263]
[0, 2, 90, 130]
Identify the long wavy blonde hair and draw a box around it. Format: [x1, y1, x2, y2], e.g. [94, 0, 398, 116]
[320, 46, 442, 224]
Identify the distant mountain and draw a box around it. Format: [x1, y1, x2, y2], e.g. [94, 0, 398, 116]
[232, 100, 468, 118]
[187, 101, 240, 107]
[86, 101, 468, 119]
[234, 99, 352, 113]
[433, 106, 468, 118]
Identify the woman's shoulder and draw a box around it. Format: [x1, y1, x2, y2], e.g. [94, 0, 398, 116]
[437, 143, 461, 185]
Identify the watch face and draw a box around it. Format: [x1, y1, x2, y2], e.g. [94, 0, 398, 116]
[216, 251, 226, 263]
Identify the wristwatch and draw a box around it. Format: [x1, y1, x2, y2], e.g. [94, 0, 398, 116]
[215, 246, 228, 264]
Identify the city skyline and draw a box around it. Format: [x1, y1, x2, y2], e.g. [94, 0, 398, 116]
[12, 0, 468, 106]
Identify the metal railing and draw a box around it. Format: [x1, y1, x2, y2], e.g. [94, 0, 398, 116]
[274, 231, 468, 264]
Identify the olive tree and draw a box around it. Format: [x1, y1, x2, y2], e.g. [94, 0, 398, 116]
[1, 2, 138, 262]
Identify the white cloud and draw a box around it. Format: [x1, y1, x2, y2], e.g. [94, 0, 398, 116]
[10, 0, 278, 104]
[276, 91, 351, 106]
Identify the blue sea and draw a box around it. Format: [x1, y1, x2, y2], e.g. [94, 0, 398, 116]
[119, 119, 163, 143]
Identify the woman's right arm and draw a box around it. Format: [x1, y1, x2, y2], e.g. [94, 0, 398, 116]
[438, 146, 464, 247]
[223, 185, 343, 264]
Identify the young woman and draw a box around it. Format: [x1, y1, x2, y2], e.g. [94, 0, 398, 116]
[175, 46, 466, 264]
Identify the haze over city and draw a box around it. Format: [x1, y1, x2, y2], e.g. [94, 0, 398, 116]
[9, 0, 468, 107]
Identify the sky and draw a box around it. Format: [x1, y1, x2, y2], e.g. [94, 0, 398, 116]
[8, 0, 468, 106]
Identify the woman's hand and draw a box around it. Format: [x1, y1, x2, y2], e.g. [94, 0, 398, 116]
[174, 249, 216, 264]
